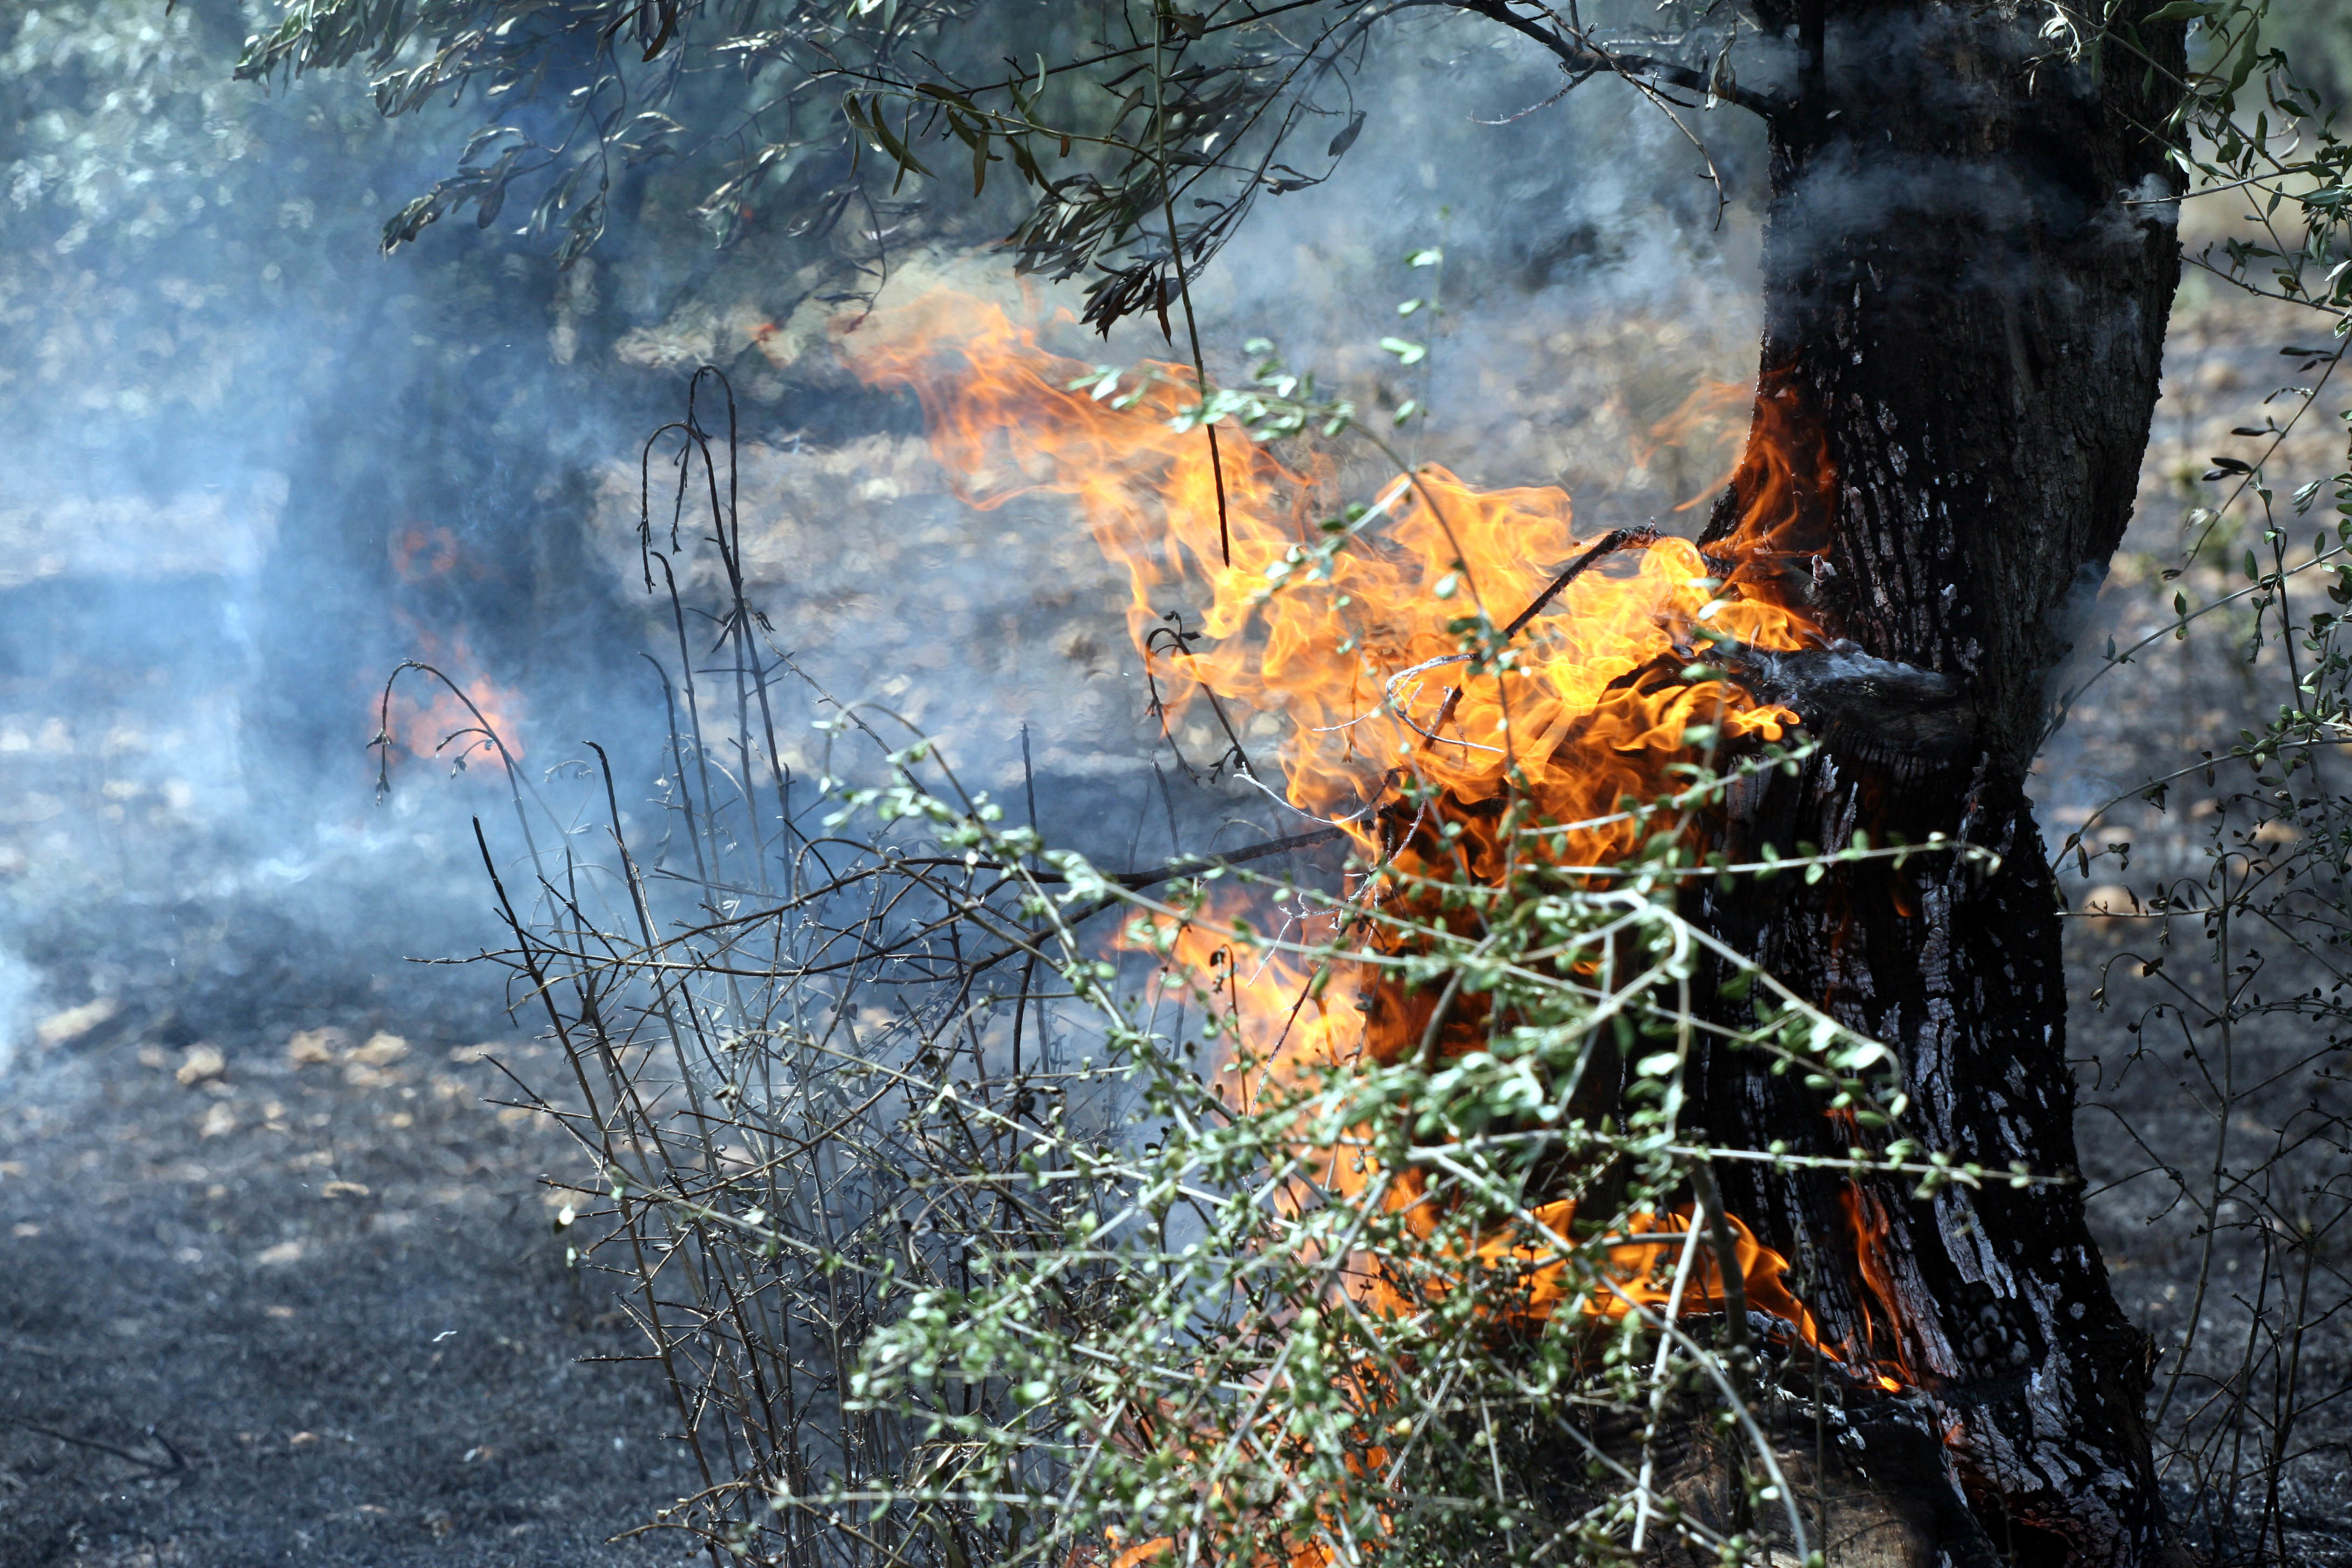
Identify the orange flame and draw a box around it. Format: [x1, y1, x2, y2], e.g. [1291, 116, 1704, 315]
[850, 295, 1822, 876]
[390, 523, 461, 584]
[845, 293, 1895, 1555]
[1485, 1202, 1822, 1333]
[1840, 1185, 1911, 1392]
[1633, 377, 1754, 515]
[1161, 944, 1821, 1336]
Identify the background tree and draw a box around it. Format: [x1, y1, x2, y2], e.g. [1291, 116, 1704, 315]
[238, 1, 2352, 1563]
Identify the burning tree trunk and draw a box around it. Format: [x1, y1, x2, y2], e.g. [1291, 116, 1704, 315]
[1685, 7, 2187, 1563]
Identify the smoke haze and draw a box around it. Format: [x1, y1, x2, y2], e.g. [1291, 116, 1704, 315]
[0, 2, 1767, 1065]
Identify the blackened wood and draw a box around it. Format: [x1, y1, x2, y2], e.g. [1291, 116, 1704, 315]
[1688, 4, 2188, 1563]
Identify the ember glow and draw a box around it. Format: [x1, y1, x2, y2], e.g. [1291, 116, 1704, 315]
[848, 296, 1902, 1519]
[389, 522, 463, 584]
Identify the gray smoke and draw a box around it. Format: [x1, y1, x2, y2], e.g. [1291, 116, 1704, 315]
[0, 1, 1773, 1063]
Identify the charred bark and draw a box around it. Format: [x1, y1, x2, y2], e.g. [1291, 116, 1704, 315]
[1685, 5, 2188, 1564]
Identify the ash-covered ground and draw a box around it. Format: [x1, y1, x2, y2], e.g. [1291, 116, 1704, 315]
[0, 573, 706, 1565]
[0, 912, 702, 1567]
[2044, 289, 2352, 1566]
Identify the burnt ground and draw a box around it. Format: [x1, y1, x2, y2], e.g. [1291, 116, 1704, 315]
[2038, 291, 2352, 1566]
[0, 916, 703, 1568]
[0, 545, 716, 1566]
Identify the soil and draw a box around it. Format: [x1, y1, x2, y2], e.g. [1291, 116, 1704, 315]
[0, 948, 702, 1568]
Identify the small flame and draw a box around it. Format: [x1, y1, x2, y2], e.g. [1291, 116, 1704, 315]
[1632, 377, 1754, 515]
[1840, 1185, 1910, 1393]
[1108, 1538, 1173, 1568]
[383, 625, 526, 767]
[1494, 1203, 1821, 1332]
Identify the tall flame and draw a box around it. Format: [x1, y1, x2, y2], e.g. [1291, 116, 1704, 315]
[844, 295, 1893, 1556]
[1841, 1184, 1913, 1392]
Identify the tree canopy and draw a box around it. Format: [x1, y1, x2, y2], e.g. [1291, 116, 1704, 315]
[229, 0, 2352, 336]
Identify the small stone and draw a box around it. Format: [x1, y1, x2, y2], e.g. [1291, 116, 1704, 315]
[348, 1032, 410, 1068]
[176, 1045, 227, 1087]
[35, 998, 117, 1047]
[286, 1028, 345, 1067]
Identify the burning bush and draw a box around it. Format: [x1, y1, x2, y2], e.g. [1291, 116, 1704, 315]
[457, 307, 2025, 1567]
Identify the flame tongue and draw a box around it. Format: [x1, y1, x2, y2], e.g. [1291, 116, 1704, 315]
[848, 296, 1824, 869]
[1539, 1205, 1904, 1392]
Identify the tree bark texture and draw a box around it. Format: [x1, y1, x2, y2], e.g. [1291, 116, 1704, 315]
[1688, 6, 2188, 1564]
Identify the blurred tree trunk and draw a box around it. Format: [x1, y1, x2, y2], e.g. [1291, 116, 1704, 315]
[1686, 5, 2189, 1564]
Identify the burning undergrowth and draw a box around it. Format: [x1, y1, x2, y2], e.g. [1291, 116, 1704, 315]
[480, 304, 2004, 1567]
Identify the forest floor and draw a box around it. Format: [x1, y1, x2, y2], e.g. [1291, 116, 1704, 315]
[2045, 288, 2352, 1568]
[0, 895, 701, 1567]
[3, 941, 2342, 1566]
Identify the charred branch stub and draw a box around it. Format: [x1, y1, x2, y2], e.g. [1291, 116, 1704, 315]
[1721, 639, 1979, 772]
